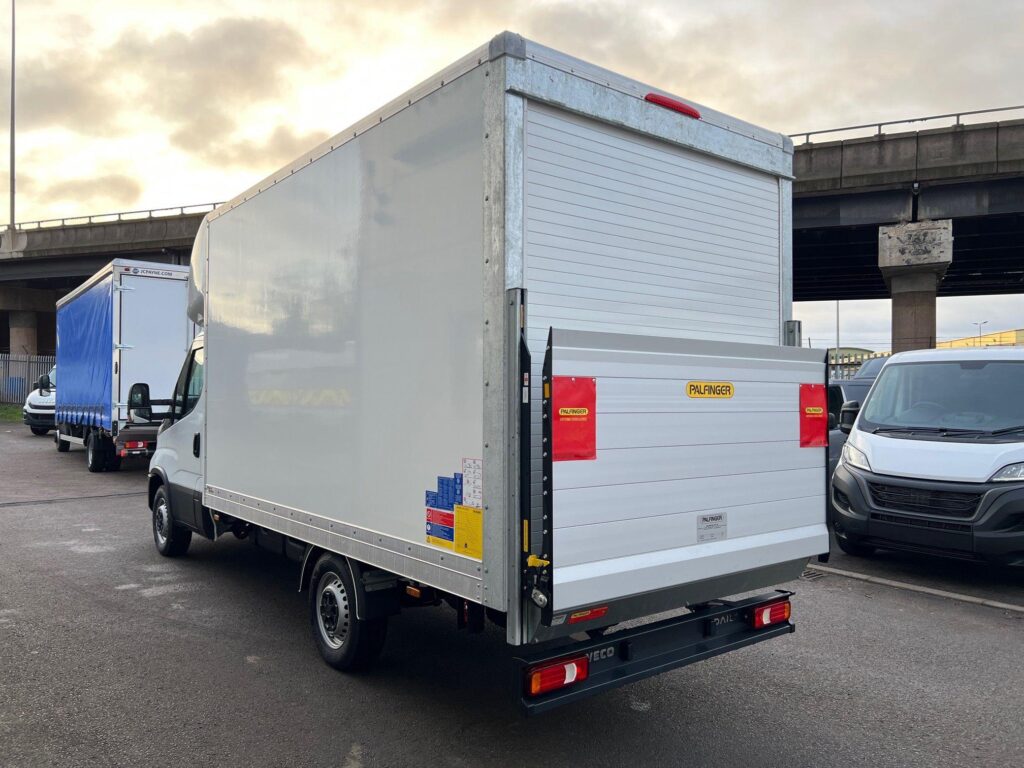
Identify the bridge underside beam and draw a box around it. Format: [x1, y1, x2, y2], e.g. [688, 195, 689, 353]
[794, 211, 1024, 301]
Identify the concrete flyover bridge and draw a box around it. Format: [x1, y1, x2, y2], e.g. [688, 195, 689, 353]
[2, 106, 1023, 355]
[0, 204, 216, 354]
[792, 105, 1024, 352]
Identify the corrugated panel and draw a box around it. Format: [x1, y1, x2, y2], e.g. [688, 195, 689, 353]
[523, 101, 783, 348]
[523, 102, 784, 554]
[545, 330, 826, 612]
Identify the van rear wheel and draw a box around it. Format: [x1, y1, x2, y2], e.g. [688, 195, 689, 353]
[309, 553, 387, 671]
[85, 432, 105, 472]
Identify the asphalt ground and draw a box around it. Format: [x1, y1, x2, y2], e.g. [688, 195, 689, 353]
[1, 425, 1022, 768]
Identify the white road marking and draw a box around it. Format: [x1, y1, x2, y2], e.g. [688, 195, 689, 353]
[342, 744, 364, 768]
[114, 583, 140, 590]
[138, 583, 196, 598]
[806, 563, 1024, 614]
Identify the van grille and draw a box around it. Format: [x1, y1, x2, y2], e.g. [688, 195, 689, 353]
[868, 483, 982, 518]
[870, 512, 972, 533]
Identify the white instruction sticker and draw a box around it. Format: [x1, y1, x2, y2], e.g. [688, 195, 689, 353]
[697, 513, 728, 543]
[462, 458, 483, 508]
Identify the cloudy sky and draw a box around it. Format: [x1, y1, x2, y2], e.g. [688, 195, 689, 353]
[3, 0, 1021, 347]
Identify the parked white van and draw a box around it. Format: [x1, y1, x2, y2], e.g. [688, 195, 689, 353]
[832, 348, 1024, 566]
[22, 366, 56, 436]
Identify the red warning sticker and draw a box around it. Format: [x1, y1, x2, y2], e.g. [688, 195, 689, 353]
[551, 375, 597, 461]
[799, 383, 828, 448]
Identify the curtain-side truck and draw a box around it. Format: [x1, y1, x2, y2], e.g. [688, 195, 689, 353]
[54, 260, 193, 472]
[130, 33, 829, 713]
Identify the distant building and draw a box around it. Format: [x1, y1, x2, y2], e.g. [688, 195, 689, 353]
[937, 329, 1024, 348]
[827, 347, 888, 380]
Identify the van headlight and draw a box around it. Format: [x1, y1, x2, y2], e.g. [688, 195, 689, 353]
[990, 463, 1024, 482]
[841, 442, 871, 472]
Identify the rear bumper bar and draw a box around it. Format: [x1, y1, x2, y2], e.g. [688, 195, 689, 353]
[513, 590, 794, 715]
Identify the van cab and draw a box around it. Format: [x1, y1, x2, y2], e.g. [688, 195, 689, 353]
[831, 348, 1024, 566]
[23, 366, 57, 436]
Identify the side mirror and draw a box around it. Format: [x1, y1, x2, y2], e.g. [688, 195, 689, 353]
[128, 382, 152, 422]
[828, 412, 838, 431]
[839, 400, 860, 435]
[37, 374, 51, 392]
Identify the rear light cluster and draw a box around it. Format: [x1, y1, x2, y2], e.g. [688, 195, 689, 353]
[752, 599, 791, 629]
[526, 655, 589, 697]
[119, 440, 148, 457]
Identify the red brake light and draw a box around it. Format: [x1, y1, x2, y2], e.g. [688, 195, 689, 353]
[751, 599, 791, 629]
[644, 93, 701, 120]
[125, 441, 146, 449]
[526, 655, 589, 697]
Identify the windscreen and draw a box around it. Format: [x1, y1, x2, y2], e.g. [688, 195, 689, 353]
[860, 360, 1024, 435]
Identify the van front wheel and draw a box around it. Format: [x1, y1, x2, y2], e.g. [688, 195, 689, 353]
[152, 486, 192, 557]
[309, 553, 387, 671]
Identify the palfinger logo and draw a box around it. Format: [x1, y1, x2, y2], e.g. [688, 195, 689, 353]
[558, 407, 589, 417]
[804, 406, 824, 416]
[687, 381, 734, 399]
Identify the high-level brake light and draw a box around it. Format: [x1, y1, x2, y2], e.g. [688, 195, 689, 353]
[644, 93, 702, 120]
[751, 599, 791, 629]
[526, 655, 590, 697]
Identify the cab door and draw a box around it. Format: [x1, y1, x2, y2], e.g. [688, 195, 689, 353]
[159, 339, 205, 531]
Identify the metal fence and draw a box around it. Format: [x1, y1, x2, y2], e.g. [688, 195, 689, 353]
[790, 104, 1024, 144]
[1, 354, 55, 404]
[11, 202, 223, 231]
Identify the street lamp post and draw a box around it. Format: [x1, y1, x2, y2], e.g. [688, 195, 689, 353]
[7, 0, 13, 237]
[972, 320, 989, 347]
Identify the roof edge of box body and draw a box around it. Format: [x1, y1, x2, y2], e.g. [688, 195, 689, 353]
[57, 259, 190, 308]
[209, 31, 790, 224]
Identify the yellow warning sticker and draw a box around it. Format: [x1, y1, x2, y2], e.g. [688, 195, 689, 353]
[426, 534, 455, 551]
[686, 381, 735, 399]
[454, 504, 483, 560]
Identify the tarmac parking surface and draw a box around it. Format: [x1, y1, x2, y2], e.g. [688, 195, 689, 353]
[1, 426, 1022, 768]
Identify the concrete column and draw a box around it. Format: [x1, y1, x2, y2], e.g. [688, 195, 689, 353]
[878, 220, 953, 353]
[9, 310, 38, 354]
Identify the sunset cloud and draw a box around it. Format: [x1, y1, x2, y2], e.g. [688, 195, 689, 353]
[0, 0, 1019, 224]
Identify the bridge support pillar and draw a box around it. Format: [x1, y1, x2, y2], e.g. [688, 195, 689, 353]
[9, 310, 38, 355]
[878, 220, 953, 353]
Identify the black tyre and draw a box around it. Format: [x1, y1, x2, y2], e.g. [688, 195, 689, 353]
[835, 533, 875, 558]
[85, 432, 106, 473]
[152, 486, 192, 557]
[30, 427, 50, 436]
[55, 429, 70, 452]
[309, 554, 387, 671]
[105, 451, 122, 471]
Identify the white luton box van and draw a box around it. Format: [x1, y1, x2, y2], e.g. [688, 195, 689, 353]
[132, 32, 829, 713]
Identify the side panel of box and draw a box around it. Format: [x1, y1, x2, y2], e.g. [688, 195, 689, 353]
[204, 67, 490, 602]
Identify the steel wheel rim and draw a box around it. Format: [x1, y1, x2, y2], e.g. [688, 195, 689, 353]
[154, 498, 170, 547]
[317, 573, 350, 650]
